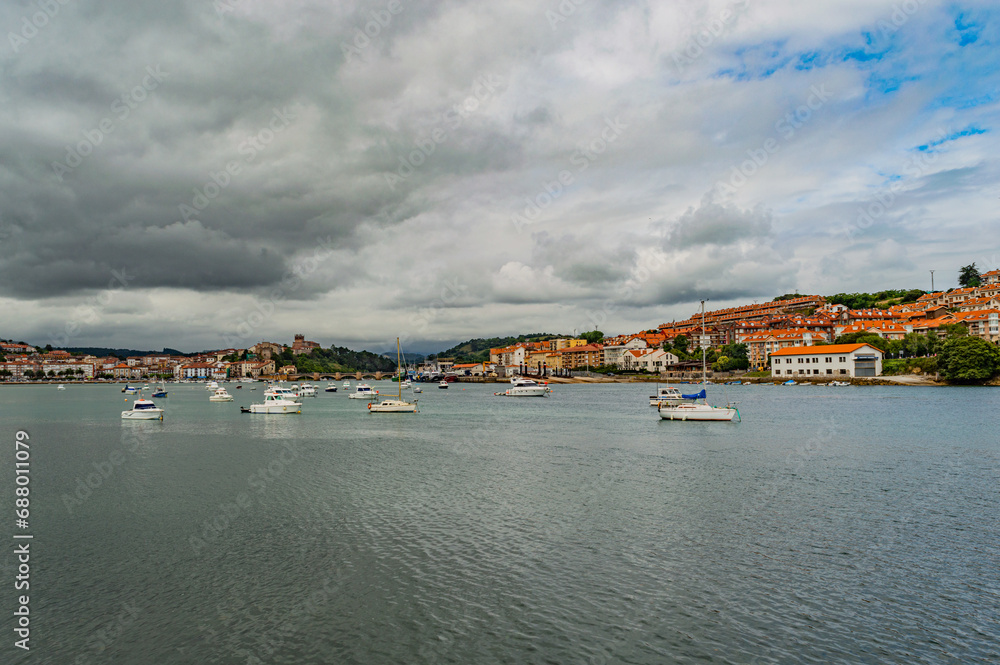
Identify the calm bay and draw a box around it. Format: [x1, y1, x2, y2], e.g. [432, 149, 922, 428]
[2, 382, 998, 664]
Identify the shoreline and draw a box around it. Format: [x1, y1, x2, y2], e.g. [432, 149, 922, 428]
[2, 375, 982, 387]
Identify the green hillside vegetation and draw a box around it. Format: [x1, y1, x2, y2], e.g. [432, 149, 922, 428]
[825, 289, 924, 309]
[277, 346, 398, 373]
[433, 333, 565, 362]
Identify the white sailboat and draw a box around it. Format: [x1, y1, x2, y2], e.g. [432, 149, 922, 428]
[658, 300, 740, 422]
[369, 339, 418, 413]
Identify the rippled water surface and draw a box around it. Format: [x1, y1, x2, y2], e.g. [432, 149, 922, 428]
[2, 382, 999, 664]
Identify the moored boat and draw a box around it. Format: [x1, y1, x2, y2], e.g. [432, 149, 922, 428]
[370, 339, 418, 413]
[209, 387, 234, 402]
[121, 398, 164, 420]
[348, 384, 378, 400]
[245, 387, 302, 414]
[650, 386, 684, 406]
[495, 377, 548, 397]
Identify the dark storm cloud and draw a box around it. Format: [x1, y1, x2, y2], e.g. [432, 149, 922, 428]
[0, 0, 478, 300]
[664, 195, 772, 250]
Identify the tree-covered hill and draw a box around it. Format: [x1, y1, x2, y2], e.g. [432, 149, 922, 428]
[280, 346, 398, 373]
[432, 333, 565, 362]
[824, 289, 925, 309]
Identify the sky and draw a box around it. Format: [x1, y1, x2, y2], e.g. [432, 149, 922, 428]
[1, 0, 998, 355]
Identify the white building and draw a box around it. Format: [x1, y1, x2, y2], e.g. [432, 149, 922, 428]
[770, 343, 883, 378]
[602, 336, 647, 367]
[619, 348, 678, 372]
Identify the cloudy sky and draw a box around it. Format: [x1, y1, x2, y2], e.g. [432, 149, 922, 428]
[1, 0, 998, 354]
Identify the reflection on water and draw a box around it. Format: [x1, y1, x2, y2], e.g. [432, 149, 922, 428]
[1, 382, 998, 664]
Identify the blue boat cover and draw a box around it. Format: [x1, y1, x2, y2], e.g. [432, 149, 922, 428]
[682, 389, 706, 399]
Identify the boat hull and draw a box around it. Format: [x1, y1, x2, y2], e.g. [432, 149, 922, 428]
[368, 400, 417, 413]
[658, 405, 738, 421]
[121, 410, 163, 420]
[246, 403, 301, 414]
[497, 387, 548, 397]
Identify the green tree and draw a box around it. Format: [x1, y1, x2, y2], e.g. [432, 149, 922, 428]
[938, 336, 1000, 383]
[672, 335, 689, 356]
[834, 332, 890, 352]
[900, 289, 925, 304]
[581, 330, 604, 344]
[958, 263, 981, 288]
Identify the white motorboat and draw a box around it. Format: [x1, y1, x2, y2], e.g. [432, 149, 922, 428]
[495, 377, 548, 397]
[649, 386, 684, 406]
[324, 383, 338, 393]
[438, 380, 449, 389]
[413, 385, 422, 393]
[57, 384, 66, 391]
[122, 385, 138, 394]
[298, 383, 317, 397]
[206, 381, 219, 390]
[121, 398, 164, 420]
[348, 384, 378, 400]
[244, 387, 302, 414]
[370, 339, 418, 413]
[343, 380, 351, 387]
[209, 387, 234, 402]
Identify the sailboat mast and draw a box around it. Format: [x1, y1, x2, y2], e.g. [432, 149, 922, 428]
[701, 300, 706, 385]
[396, 338, 402, 400]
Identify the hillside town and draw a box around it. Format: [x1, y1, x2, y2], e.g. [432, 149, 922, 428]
[483, 269, 1000, 380]
[2, 270, 999, 383]
[0, 335, 322, 382]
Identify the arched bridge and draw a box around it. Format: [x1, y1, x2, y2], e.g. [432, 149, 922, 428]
[284, 372, 386, 381]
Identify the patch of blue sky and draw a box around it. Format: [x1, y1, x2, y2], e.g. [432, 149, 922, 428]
[916, 126, 988, 152]
[953, 11, 984, 46]
[713, 40, 794, 81]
